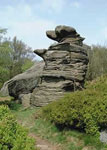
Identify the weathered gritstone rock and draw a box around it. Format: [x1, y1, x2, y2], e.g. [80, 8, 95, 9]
[31, 25, 89, 106]
[46, 25, 84, 45]
[0, 25, 89, 107]
[19, 93, 31, 108]
[0, 61, 45, 98]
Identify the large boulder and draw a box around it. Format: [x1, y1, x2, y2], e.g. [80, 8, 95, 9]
[0, 61, 45, 98]
[30, 25, 89, 106]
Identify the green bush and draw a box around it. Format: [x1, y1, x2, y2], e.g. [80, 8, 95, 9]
[42, 75, 107, 136]
[0, 105, 36, 150]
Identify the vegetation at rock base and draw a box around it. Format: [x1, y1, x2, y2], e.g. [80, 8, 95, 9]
[42, 75, 107, 136]
[0, 105, 36, 150]
[4, 102, 107, 150]
[1, 78, 107, 150]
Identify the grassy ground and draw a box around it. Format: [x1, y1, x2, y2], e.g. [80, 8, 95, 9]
[10, 103, 107, 150]
[0, 75, 107, 149]
[0, 96, 12, 101]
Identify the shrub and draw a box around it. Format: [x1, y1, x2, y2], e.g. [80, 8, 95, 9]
[0, 105, 36, 150]
[42, 75, 107, 136]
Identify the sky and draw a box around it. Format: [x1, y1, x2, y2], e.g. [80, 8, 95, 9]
[0, 0, 107, 54]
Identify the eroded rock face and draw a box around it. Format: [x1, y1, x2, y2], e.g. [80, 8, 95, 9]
[31, 25, 89, 106]
[0, 61, 45, 98]
[46, 25, 84, 45]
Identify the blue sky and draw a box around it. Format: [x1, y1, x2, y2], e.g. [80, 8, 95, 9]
[0, 0, 107, 51]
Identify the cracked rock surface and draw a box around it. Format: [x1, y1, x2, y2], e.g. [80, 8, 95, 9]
[31, 25, 89, 106]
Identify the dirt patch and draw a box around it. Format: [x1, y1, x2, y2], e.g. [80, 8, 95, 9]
[0, 96, 11, 101]
[29, 133, 62, 150]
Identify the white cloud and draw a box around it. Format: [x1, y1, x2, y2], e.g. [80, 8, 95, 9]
[0, 4, 33, 21]
[36, 0, 65, 13]
[0, 4, 57, 51]
[8, 19, 56, 49]
[70, 1, 80, 8]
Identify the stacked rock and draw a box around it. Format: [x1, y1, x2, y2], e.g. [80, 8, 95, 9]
[31, 25, 89, 106]
[46, 25, 84, 45]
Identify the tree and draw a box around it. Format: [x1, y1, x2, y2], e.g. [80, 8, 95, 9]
[0, 28, 12, 88]
[86, 45, 107, 80]
[0, 28, 7, 43]
[9, 36, 34, 77]
[0, 29, 35, 89]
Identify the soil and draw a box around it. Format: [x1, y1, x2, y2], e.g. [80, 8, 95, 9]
[29, 133, 62, 150]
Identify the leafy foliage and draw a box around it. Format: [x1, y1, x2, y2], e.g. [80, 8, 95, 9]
[0, 28, 34, 89]
[42, 75, 107, 136]
[9, 103, 107, 150]
[86, 45, 107, 80]
[0, 105, 36, 150]
[9, 36, 34, 77]
[22, 58, 34, 72]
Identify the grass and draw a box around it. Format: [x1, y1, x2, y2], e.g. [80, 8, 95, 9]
[9, 103, 107, 150]
[0, 75, 107, 150]
[0, 95, 12, 101]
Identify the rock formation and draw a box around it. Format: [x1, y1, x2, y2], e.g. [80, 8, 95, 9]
[0, 61, 44, 99]
[30, 25, 89, 106]
[0, 25, 89, 107]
